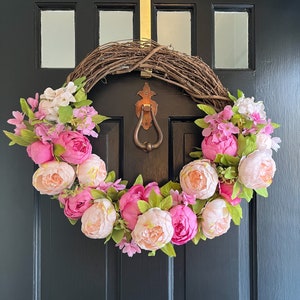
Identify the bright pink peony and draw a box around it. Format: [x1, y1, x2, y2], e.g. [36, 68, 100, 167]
[26, 141, 53, 164]
[169, 205, 198, 245]
[238, 150, 276, 189]
[59, 188, 93, 219]
[54, 131, 92, 164]
[131, 208, 174, 251]
[201, 199, 231, 239]
[32, 161, 75, 195]
[201, 134, 238, 161]
[180, 159, 218, 199]
[119, 182, 160, 230]
[219, 182, 241, 206]
[81, 198, 116, 239]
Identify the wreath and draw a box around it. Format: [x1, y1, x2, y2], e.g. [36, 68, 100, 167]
[3, 41, 281, 257]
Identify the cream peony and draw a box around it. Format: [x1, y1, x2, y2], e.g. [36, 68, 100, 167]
[32, 161, 75, 195]
[77, 154, 107, 187]
[81, 198, 116, 239]
[238, 150, 276, 189]
[180, 159, 218, 199]
[201, 199, 231, 239]
[131, 208, 174, 251]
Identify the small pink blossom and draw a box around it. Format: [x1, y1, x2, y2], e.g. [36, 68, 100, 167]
[34, 123, 65, 143]
[116, 238, 141, 257]
[97, 179, 126, 192]
[170, 189, 196, 206]
[7, 111, 26, 135]
[27, 93, 39, 110]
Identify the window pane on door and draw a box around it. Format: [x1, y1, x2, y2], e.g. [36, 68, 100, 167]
[41, 10, 75, 68]
[157, 11, 191, 55]
[99, 11, 133, 45]
[214, 11, 248, 69]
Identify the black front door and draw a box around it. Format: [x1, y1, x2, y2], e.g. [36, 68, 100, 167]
[1, 1, 299, 300]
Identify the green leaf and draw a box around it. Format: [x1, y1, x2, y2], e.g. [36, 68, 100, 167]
[111, 229, 125, 244]
[189, 151, 202, 159]
[53, 144, 65, 157]
[194, 118, 208, 128]
[271, 122, 280, 129]
[228, 91, 237, 101]
[68, 218, 78, 225]
[148, 190, 163, 208]
[74, 88, 87, 102]
[107, 187, 118, 201]
[92, 114, 110, 125]
[239, 185, 253, 202]
[73, 99, 93, 108]
[20, 129, 39, 144]
[105, 171, 116, 183]
[73, 76, 86, 88]
[160, 195, 173, 211]
[192, 230, 206, 245]
[215, 154, 240, 166]
[226, 203, 243, 225]
[237, 89, 244, 99]
[3, 130, 30, 146]
[224, 167, 238, 180]
[255, 187, 268, 198]
[91, 189, 107, 200]
[191, 199, 207, 215]
[160, 242, 176, 257]
[148, 250, 156, 257]
[134, 174, 143, 186]
[197, 104, 216, 115]
[237, 134, 257, 157]
[20, 98, 35, 119]
[160, 181, 181, 197]
[232, 181, 242, 199]
[137, 200, 151, 213]
[58, 105, 73, 124]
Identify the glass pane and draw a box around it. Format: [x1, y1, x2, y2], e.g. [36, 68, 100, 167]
[41, 10, 75, 68]
[99, 11, 133, 45]
[214, 11, 248, 69]
[157, 11, 191, 55]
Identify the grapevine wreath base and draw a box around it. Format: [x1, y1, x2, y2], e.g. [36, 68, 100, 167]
[4, 40, 280, 257]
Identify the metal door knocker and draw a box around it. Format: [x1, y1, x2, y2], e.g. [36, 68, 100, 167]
[134, 82, 163, 152]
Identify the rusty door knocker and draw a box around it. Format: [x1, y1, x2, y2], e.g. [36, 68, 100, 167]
[134, 82, 163, 152]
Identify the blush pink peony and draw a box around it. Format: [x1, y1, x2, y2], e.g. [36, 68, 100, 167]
[59, 188, 93, 219]
[201, 199, 231, 239]
[169, 205, 198, 245]
[32, 161, 75, 195]
[131, 208, 174, 251]
[219, 182, 241, 206]
[238, 150, 276, 189]
[26, 140, 53, 164]
[201, 134, 238, 161]
[54, 131, 92, 165]
[76, 154, 107, 187]
[119, 182, 160, 230]
[81, 198, 116, 239]
[180, 159, 218, 199]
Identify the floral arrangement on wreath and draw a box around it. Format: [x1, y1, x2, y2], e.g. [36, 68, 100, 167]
[3, 77, 281, 257]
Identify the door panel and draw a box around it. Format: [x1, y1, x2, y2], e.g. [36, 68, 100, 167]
[1, 1, 300, 300]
